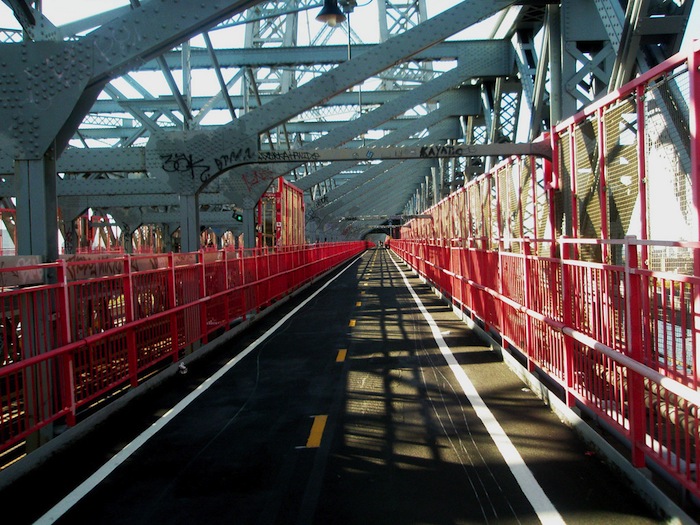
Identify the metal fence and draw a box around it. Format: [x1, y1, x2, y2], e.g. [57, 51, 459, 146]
[0, 242, 367, 458]
[395, 42, 700, 498]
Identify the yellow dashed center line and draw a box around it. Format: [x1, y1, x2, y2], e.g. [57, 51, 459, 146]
[336, 349, 347, 362]
[356, 301, 362, 307]
[349, 319, 356, 327]
[305, 415, 328, 448]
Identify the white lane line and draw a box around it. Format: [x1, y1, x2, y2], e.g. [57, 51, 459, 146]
[34, 254, 365, 525]
[388, 254, 566, 525]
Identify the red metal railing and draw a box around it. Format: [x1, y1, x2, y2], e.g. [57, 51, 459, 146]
[0, 242, 367, 456]
[392, 236, 700, 497]
[395, 41, 700, 498]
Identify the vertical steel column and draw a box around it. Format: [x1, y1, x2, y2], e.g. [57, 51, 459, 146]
[178, 193, 200, 253]
[243, 208, 256, 249]
[547, 4, 563, 126]
[15, 156, 58, 450]
[15, 155, 59, 262]
[198, 250, 209, 345]
[523, 239, 535, 373]
[167, 252, 182, 355]
[635, 85, 648, 257]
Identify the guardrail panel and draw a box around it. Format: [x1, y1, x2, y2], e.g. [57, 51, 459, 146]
[0, 242, 367, 458]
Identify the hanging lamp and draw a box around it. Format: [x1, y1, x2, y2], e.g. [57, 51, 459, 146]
[316, 0, 346, 27]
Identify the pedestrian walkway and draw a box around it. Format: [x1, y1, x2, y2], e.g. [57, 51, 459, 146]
[1, 249, 666, 524]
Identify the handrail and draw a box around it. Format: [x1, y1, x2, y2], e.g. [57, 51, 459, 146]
[0, 242, 369, 459]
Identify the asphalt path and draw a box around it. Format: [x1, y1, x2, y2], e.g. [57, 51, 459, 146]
[1, 248, 664, 524]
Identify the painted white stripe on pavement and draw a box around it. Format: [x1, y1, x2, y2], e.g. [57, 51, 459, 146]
[389, 253, 566, 525]
[34, 254, 365, 524]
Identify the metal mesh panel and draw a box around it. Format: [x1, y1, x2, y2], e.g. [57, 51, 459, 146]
[498, 163, 518, 251]
[643, 66, 695, 273]
[488, 176, 498, 250]
[518, 157, 534, 242]
[454, 191, 465, 240]
[604, 96, 639, 264]
[468, 184, 482, 240]
[557, 130, 572, 241]
[534, 158, 551, 256]
[575, 117, 603, 262]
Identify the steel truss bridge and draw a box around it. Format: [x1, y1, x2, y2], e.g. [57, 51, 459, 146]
[0, 0, 694, 256]
[2, 1, 700, 521]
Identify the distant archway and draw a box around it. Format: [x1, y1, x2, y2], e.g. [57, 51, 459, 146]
[362, 228, 391, 246]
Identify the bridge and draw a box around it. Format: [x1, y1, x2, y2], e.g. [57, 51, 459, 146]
[1, 1, 700, 523]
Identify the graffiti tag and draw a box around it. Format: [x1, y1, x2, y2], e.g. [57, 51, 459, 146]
[242, 169, 276, 193]
[420, 145, 465, 158]
[161, 153, 211, 182]
[215, 148, 256, 173]
[257, 151, 321, 163]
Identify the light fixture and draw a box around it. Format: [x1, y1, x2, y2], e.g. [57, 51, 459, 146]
[316, 0, 346, 27]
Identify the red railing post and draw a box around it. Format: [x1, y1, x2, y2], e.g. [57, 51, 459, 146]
[464, 236, 474, 321]
[56, 260, 76, 426]
[560, 238, 577, 407]
[168, 252, 180, 361]
[624, 236, 647, 467]
[123, 254, 139, 387]
[523, 239, 535, 372]
[223, 249, 231, 324]
[198, 251, 208, 345]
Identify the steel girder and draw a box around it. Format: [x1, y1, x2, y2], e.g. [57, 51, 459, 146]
[218, 42, 506, 198]
[33, 39, 506, 179]
[0, 0, 267, 159]
[307, 117, 462, 215]
[146, 0, 515, 252]
[0, 0, 269, 258]
[295, 98, 470, 195]
[139, 41, 472, 71]
[557, 0, 693, 117]
[5, 0, 690, 252]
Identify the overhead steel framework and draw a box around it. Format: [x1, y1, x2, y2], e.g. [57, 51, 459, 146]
[0, 0, 694, 255]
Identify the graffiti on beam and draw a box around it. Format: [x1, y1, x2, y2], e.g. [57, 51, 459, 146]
[257, 151, 320, 163]
[242, 168, 276, 193]
[419, 145, 466, 158]
[161, 153, 211, 182]
[215, 147, 256, 173]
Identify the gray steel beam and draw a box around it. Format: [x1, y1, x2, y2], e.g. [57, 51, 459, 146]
[297, 117, 457, 195]
[90, 89, 407, 113]
[79, 0, 268, 89]
[294, 88, 479, 191]
[307, 118, 460, 209]
[257, 142, 551, 167]
[315, 161, 430, 221]
[0, 0, 268, 159]
[196, 38, 510, 206]
[59, 147, 147, 174]
[58, 192, 232, 209]
[64, 119, 407, 142]
[145, 41, 477, 70]
[147, 0, 516, 210]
